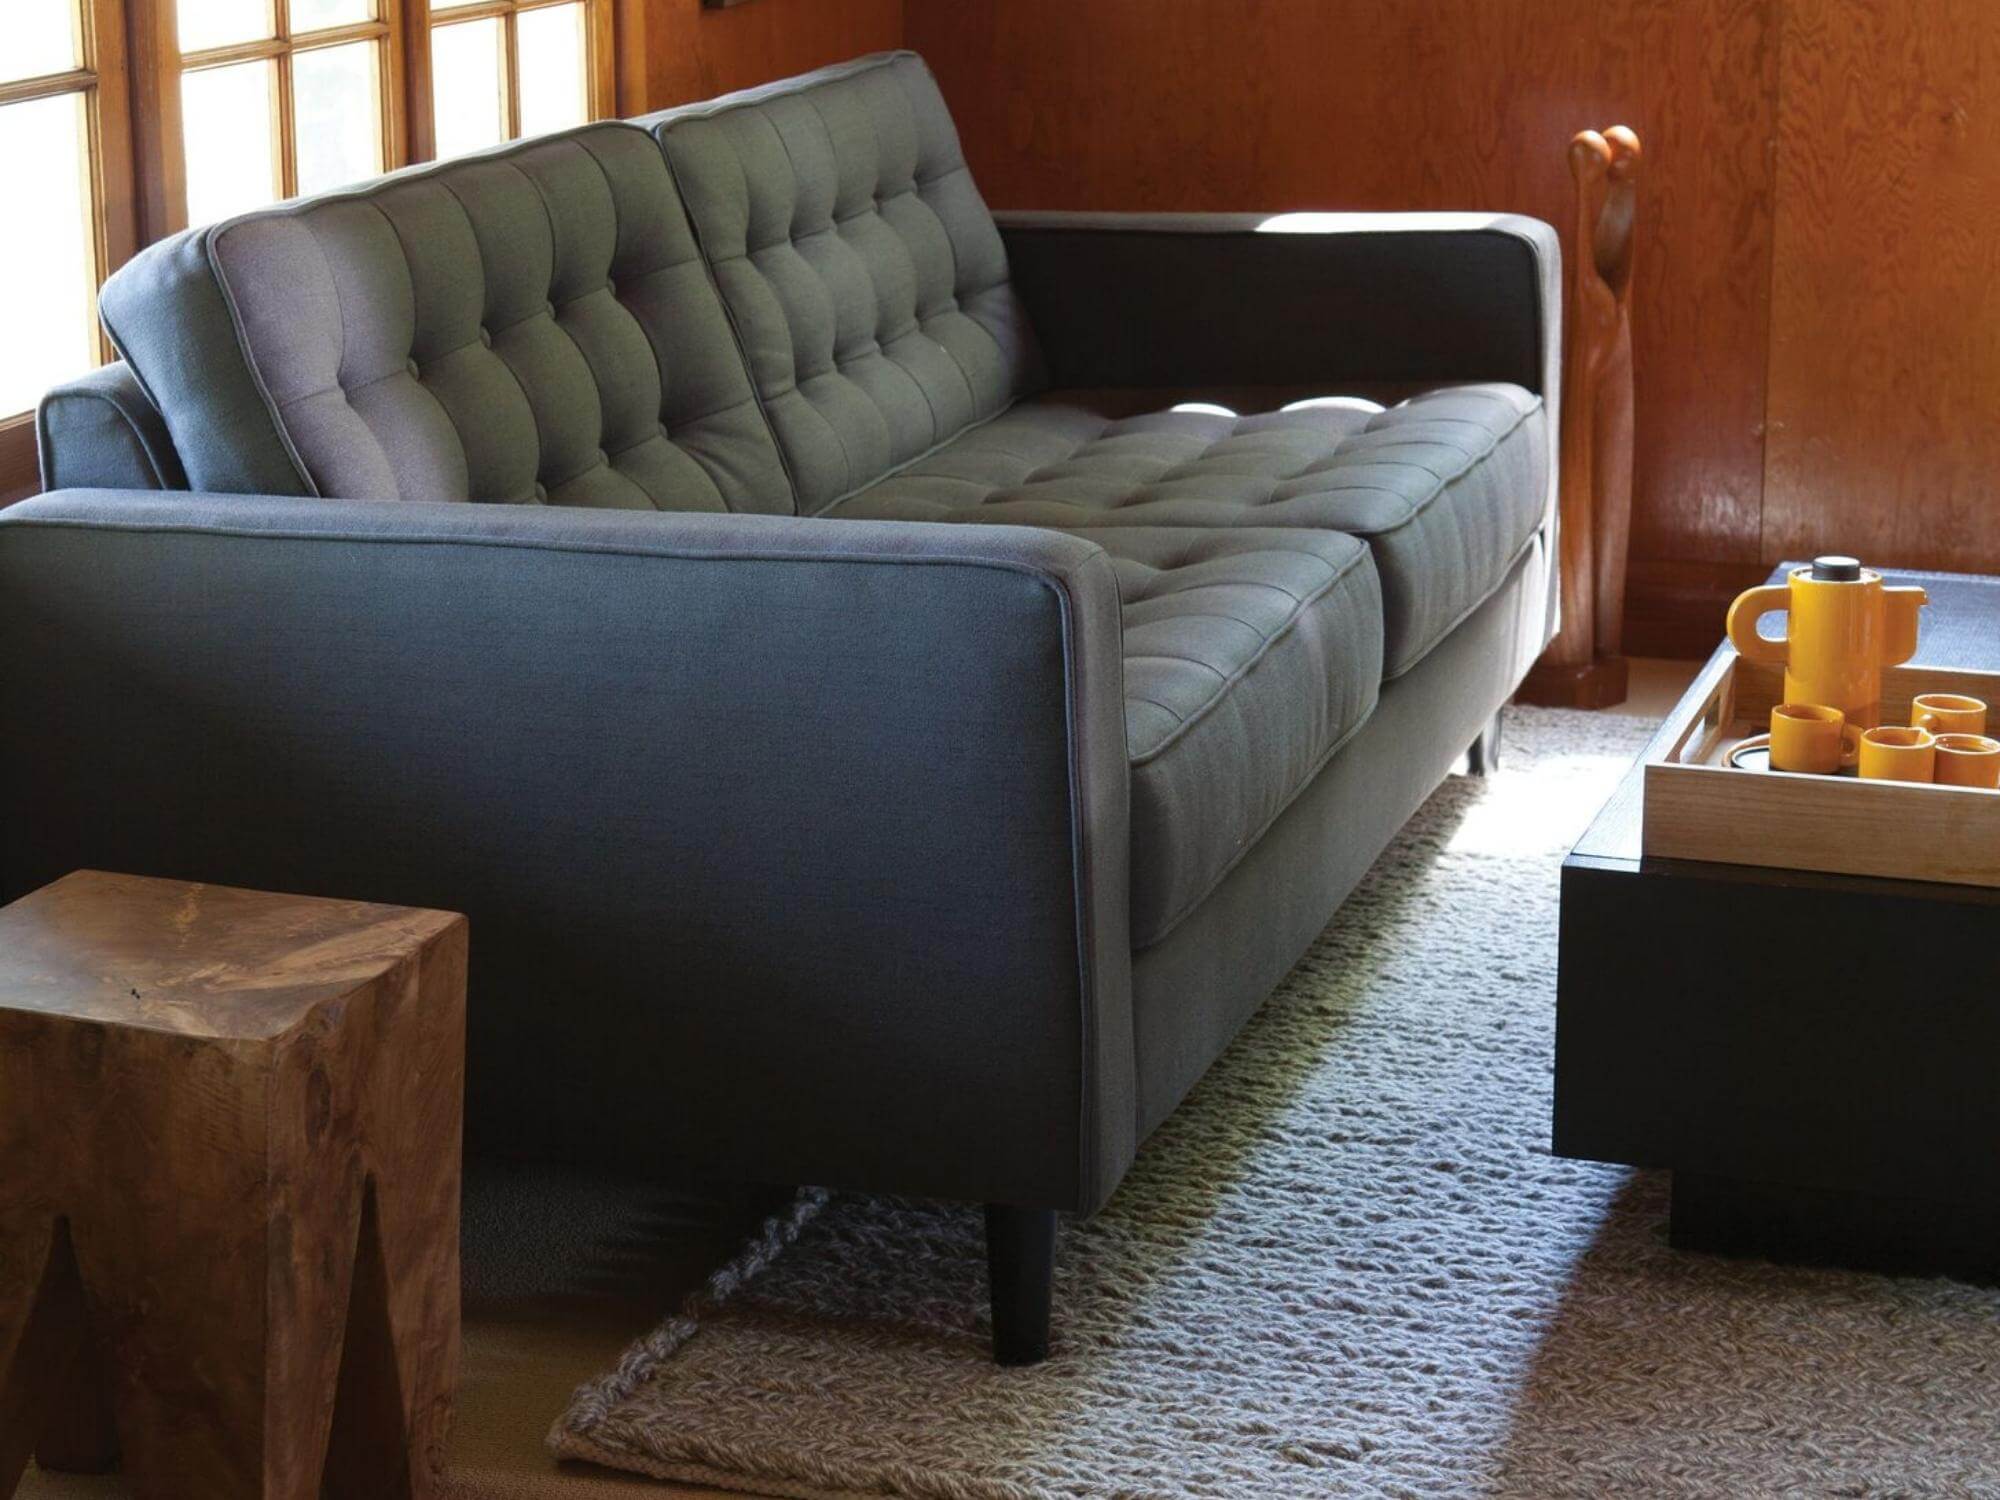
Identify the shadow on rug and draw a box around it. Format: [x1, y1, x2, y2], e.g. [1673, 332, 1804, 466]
[552, 708, 2000, 1499]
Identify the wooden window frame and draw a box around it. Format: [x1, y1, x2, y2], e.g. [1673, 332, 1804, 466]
[407, 0, 614, 162]
[2, 0, 615, 500]
[0, 0, 138, 499]
[156, 0, 412, 235]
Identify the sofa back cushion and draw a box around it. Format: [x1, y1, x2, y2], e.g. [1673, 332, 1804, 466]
[641, 52, 1044, 514]
[99, 122, 792, 512]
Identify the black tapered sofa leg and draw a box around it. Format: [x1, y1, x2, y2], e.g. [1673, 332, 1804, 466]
[1466, 708, 1505, 776]
[984, 1204, 1057, 1366]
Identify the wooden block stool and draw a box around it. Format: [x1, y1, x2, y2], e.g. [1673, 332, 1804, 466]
[0, 871, 468, 1499]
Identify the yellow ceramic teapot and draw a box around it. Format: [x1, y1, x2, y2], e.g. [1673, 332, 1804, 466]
[1726, 556, 1927, 729]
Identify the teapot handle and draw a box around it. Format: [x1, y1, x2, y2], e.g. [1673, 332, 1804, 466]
[1880, 584, 1928, 666]
[1726, 584, 1791, 666]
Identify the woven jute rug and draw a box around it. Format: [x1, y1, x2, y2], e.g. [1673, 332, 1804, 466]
[551, 708, 2000, 1499]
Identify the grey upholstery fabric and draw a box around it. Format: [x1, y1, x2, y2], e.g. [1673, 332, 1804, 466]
[1132, 534, 1550, 1129]
[0, 491, 1136, 1212]
[99, 124, 791, 512]
[36, 362, 186, 493]
[640, 53, 1043, 512]
[96, 231, 307, 496]
[994, 209, 1563, 658]
[1074, 527, 1381, 947]
[996, 211, 1559, 401]
[832, 384, 1545, 677]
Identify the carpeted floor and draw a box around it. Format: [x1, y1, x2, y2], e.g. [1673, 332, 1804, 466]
[552, 707, 2000, 1499]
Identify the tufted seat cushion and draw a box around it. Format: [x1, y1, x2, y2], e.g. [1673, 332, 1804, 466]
[829, 383, 1546, 678]
[1068, 526, 1383, 947]
[640, 53, 1044, 514]
[99, 123, 791, 511]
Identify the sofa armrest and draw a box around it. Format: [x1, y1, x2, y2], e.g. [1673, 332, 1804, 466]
[997, 211, 1560, 406]
[36, 363, 187, 494]
[0, 492, 1136, 1213]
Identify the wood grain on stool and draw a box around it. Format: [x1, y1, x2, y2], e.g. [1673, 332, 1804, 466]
[0, 871, 467, 1500]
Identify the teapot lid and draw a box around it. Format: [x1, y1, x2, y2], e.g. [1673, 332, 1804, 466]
[1810, 555, 1861, 582]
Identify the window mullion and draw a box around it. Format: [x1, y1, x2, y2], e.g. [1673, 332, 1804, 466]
[80, 73, 115, 362]
[401, 0, 436, 163]
[0, 70, 97, 108]
[126, 0, 190, 238]
[375, 0, 410, 168]
[275, 0, 296, 197]
[81, 0, 135, 273]
[502, 6, 521, 140]
[587, 0, 614, 120]
[276, 52, 298, 199]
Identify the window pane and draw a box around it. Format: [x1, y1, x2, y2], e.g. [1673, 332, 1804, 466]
[291, 0, 374, 33]
[178, 0, 275, 54]
[0, 0, 80, 86]
[294, 41, 382, 196]
[517, 3, 588, 139]
[431, 18, 505, 159]
[182, 60, 280, 225]
[0, 94, 97, 418]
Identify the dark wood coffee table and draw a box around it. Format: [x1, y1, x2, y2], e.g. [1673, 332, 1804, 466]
[1555, 565, 2000, 1280]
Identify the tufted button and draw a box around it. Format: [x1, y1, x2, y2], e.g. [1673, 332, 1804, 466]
[533, 482, 548, 503]
[605, 278, 617, 296]
[478, 326, 493, 349]
[405, 358, 420, 379]
[545, 301, 557, 319]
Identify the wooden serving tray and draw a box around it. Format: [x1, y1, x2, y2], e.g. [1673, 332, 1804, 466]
[1643, 658, 2000, 887]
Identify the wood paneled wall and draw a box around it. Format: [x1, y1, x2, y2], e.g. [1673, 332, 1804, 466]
[1764, 0, 2000, 579]
[906, 0, 2000, 656]
[615, 0, 903, 115]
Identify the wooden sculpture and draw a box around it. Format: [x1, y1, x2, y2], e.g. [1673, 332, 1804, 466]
[0, 872, 467, 1500]
[1519, 125, 1641, 708]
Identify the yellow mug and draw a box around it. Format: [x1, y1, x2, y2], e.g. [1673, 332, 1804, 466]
[1934, 733, 2000, 789]
[1857, 725, 1936, 783]
[1767, 703, 1859, 775]
[1727, 556, 1927, 729]
[1910, 692, 1987, 737]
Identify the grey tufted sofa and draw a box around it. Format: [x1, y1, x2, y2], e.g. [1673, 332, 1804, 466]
[8, 52, 1559, 1363]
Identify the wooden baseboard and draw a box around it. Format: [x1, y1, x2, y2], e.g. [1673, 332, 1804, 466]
[1516, 655, 1631, 709]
